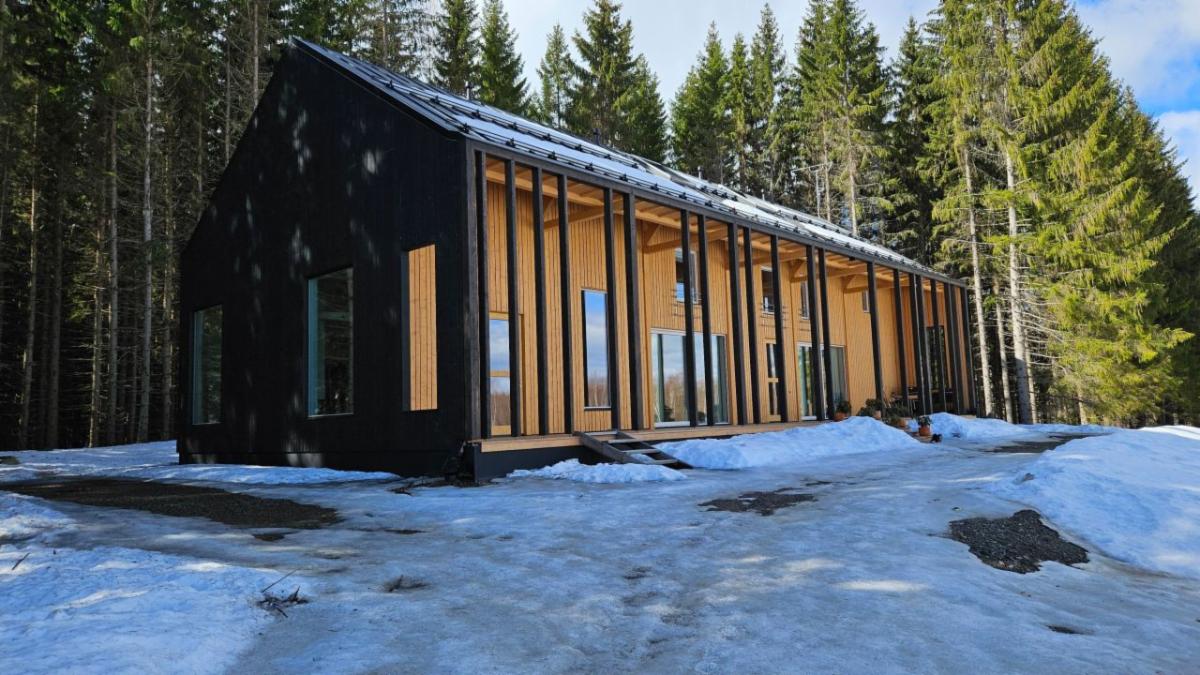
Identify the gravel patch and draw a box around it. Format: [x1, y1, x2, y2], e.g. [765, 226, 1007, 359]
[949, 509, 1088, 573]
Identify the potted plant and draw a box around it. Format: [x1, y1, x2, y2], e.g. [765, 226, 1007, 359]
[833, 399, 852, 422]
[863, 398, 884, 420]
[916, 415, 933, 438]
[885, 403, 912, 430]
[884, 413, 905, 429]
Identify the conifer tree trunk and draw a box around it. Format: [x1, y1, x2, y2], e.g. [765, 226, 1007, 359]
[847, 156, 859, 236]
[1004, 149, 1032, 424]
[962, 153, 994, 416]
[994, 282, 1015, 422]
[251, 0, 260, 97]
[106, 112, 120, 444]
[138, 53, 155, 442]
[46, 206, 63, 448]
[88, 221, 104, 447]
[160, 151, 175, 439]
[18, 95, 39, 449]
[0, 127, 10, 356]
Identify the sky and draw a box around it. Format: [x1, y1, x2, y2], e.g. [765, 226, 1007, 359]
[502, 0, 1200, 202]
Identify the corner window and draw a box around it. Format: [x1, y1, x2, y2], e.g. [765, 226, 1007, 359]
[674, 248, 700, 303]
[582, 289, 610, 408]
[308, 267, 354, 416]
[191, 305, 222, 424]
[761, 267, 776, 314]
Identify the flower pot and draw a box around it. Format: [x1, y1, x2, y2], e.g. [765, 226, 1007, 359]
[872, 411, 882, 420]
[833, 412, 848, 422]
[918, 425, 932, 438]
[891, 419, 908, 430]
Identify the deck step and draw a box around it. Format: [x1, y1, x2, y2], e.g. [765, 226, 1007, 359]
[574, 431, 691, 470]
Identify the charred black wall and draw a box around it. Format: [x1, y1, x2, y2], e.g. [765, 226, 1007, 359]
[179, 45, 471, 476]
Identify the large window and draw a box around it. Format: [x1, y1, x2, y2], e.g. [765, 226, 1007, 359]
[761, 267, 776, 314]
[582, 289, 610, 408]
[308, 268, 354, 416]
[489, 317, 512, 434]
[674, 249, 701, 303]
[650, 332, 728, 426]
[925, 326, 947, 393]
[797, 343, 847, 416]
[191, 305, 222, 424]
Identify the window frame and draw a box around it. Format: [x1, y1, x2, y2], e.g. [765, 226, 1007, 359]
[306, 266, 355, 418]
[673, 248, 701, 304]
[760, 267, 776, 315]
[190, 304, 223, 426]
[581, 288, 611, 410]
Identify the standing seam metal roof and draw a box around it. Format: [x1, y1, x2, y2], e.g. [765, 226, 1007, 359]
[293, 38, 957, 283]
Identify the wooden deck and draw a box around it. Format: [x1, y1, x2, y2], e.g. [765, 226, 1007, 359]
[475, 420, 823, 453]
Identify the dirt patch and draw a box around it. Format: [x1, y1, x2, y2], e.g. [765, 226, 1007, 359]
[949, 509, 1088, 573]
[253, 532, 290, 542]
[3, 478, 339, 529]
[1047, 624, 1092, 635]
[988, 434, 1088, 454]
[0, 456, 19, 465]
[701, 488, 816, 516]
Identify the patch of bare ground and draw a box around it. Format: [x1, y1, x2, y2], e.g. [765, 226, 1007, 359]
[949, 509, 1088, 573]
[700, 488, 816, 516]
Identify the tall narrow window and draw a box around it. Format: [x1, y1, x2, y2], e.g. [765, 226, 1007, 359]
[489, 317, 512, 434]
[765, 342, 780, 418]
[696, 335, 729, 424]
[799, 281, 809, 319]
[761, 267, 776, 314]
[191, 305, 222, 424]
[861, 291, 871, 313]
[674, 248, 700, 303]
[829, 345, 848, 406]
[308, 268, 354, 416]
[582, 289, 610, 408]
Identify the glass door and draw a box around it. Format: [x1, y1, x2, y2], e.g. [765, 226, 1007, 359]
[796, 343, 847, 417]
[651, 331, 728, 427]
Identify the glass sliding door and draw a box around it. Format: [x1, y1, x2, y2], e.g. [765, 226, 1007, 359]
[651, 331, 728, 426]
[797, 343, 847, 417]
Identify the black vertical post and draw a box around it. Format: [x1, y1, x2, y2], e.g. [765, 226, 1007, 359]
[531, 167, 549, 435]
[742, 228, 761, 423]
[476, 151, 491, 438]
[931, 281, 948, 413]
[818, 248, 835, 416]
[805, 245, 825, 420]
[557, 174, 574, 432]
[504, 160, 521, 436]
[698, 216, 716, 425]
[919, 277, 934, 415]
[866, 261, 884, 405]
[770, 235, 789, 422]
[603, 188, 621, 430]
[961, 285, 978, 414]
[892, 268, 908, 411]
[681, 210, 698, 426]
[945, 281, 964, 414]
[909, 272, 928, 416]
[727, 223, 747, 425]
[623, 193, 644, 430]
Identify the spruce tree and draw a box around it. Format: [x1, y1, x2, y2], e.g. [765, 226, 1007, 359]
[724, 34, 753, 190]
[747, 4, 786, 199]
[671, 24, 730, 181]
[478, 0, 528, 114]
[432, 0, 478, 96]
[534, 24, 573, 126]
[622, 55, 668, 161]
[887, 18, 939, 264]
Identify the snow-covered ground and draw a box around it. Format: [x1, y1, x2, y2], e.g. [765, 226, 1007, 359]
[2, 419, 1198, 674]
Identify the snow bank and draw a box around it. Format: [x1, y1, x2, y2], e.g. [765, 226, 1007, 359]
[660, 417, 921, 470]
[509, 459, 686, 483]
[0, 441, 395, 485]
[990, 426, 1200, 579]
[0, 493, 74, 541]
[0, 544, 276, 674]
[909, 413, 1113, 440]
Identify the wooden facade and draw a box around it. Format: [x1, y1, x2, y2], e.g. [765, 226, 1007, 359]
[178, 40, 975, 479]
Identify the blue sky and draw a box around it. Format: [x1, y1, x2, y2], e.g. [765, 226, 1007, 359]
[505, 0, 1200, 202]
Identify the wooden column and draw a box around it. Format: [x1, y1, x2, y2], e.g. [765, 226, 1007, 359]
[805, 245, 825, 420]
[728, 222, 747, 424]
[892, 267, 908, 410]
[931, 280, 947, 413]
[476, 151, 490, 438]
[531, 167, 549, 434]
[557, 174, 574, 433]
[698, 216, 716, 425]
[945, 281, 964, 414]
[603, 187, 621, 430]
[504, 160, 521, 436]
[960, 284, 978, 414]
[623, 193, 644, 430]
[818, 248, 835, 415]
[770, 235, 789, 422]
[742, 228, 761, 423]
[866, 261, 884, 404]
[681, 210, 698, 426]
